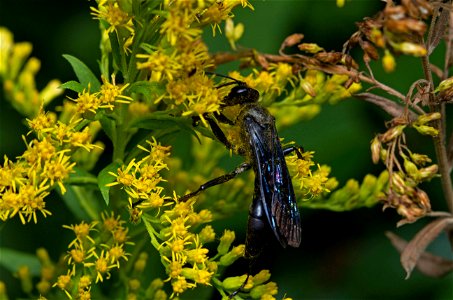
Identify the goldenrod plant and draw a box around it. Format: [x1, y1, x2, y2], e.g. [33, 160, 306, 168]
[0, 0, 452, 299]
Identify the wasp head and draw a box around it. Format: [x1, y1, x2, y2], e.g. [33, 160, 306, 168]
[223, 84, 260, 106]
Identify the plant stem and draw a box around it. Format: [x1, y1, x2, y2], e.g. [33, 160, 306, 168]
[420, 54, 453, 213]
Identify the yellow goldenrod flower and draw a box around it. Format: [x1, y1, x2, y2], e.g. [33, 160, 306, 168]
[42, 150, 76, 194]
[108, 243, 129, 268]
[64, 221, 98, 248]
[71, 88, 100, 115]
[161, 9, 202, 45]
[90, 1, 134, 35]
[99, 75, 133, 109]
[53, 272, 73, 298]
[136, 48, 181, 82]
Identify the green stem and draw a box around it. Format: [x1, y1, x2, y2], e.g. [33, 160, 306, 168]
[420, 54, 453, 213]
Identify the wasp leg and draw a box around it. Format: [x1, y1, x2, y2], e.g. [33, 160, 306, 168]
[179, 162, 251, 202]
[228, 273, 251, 299]
[283, 146, 304, 159]
[205, 115, 234, 150]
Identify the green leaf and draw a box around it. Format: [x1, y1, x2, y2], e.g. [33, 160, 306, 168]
[60, 80, 85, 93]
[59, 185, 97, 220]
[126, 81, 165, 101]
[0, 248, 41, 276]
[130, 113, 199, 142]
[62, 54, 101, 92]
[98, 162, 122, 206]
[99, 114, 117, 143]
[109, 31, 123, 73]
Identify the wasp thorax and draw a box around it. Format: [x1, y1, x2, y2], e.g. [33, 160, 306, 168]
[224, 85, 260, 106]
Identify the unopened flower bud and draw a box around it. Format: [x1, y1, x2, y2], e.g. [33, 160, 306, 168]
[404, 159, 419, 179]
[250, 282, 278, 299]
[410, 153, 431, 166]
[416, 188, 431, 211]
[391, 173, 407, 195]
[414, 112, 441, 125]
[219, 245, 244, 266]
[434, 76, 453, 93]
[298, 43, 324, 54]
[382, 50, 396, 72]
[282, 33, 304, 49]
[397, 42, 427, 57]
[381, 125, 405, 143]
[362, 41, 379, 60]
[413, 124, 438, 136]
[36, 248, 51, 264]
[371, 136, 381, 164]
[199, 225, 216, 244]
[370, 28, 385, 48]
[252, 270, 271, 285]
[145, 278, 164, 298]
[129, 279, 141, 291]
[17, 266, 33, 294]
[225, 18, 244, 51]
[299, 78, 316, 97]
[217, 230, 235, 255]
[418, 164, 438, 181]
[222, 274, 248, 291]
[36, 280, 51, 295]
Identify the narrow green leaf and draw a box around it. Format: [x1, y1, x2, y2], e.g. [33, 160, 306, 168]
[60, 80, 85, 93]
[62, 54, 101, 92]
[59, 185, 94, 220]
[0, 248, 41, 276]
[99, 114, 117, 143]
[131, 113, 199, 141]
[109, 32, 123, 73]
[98, 162, 122, 205]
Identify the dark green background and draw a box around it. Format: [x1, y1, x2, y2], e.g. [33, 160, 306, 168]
[1, 1, 452, 299]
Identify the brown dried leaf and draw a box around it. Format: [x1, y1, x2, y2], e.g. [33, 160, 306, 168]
[354, 92, 418, 121]
[386, 231, 407, 252]
[415, 248, 453, 278]
[430, 63, 444, 79]
[279, 33, 304, 55]
[385, 231, 453, 278]
[400, 217, 453, 279]
[428, 5, 450, 55]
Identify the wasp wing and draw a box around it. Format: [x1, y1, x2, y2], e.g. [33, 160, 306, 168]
[244, 112, 301, 248]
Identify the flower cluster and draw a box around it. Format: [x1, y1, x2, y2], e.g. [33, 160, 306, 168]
[52, 212, 132, 299]
[70, 75, 133, 115]
[0, 27, 62, 117]
[0, 108, 101, 223]
[371, 112, 440, 225]
[133, 0, 253, 121]
[349, 0, 433, 71]
[108, 138, 171, 210]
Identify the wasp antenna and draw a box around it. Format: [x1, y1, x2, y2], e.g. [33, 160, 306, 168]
[205, 71, 245, 86]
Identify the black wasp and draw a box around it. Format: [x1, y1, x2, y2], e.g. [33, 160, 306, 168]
[181, 73, 302, 259]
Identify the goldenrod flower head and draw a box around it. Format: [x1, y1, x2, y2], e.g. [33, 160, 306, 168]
[199, 225, 216, 243]
[137, 48, 181, 82]
[71, 87, 100, 115]
[108, 244, 130, 267]
[53, 272, 72, 297]
[64, 221, 98, 248]
[217, 230, 235, 255]
[42, 150, 76, 193]
[27, 107, 57, 136]
[91, 0, 134, 35]
[171, 276, 193, 296]
[99, 75, 133, 109]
